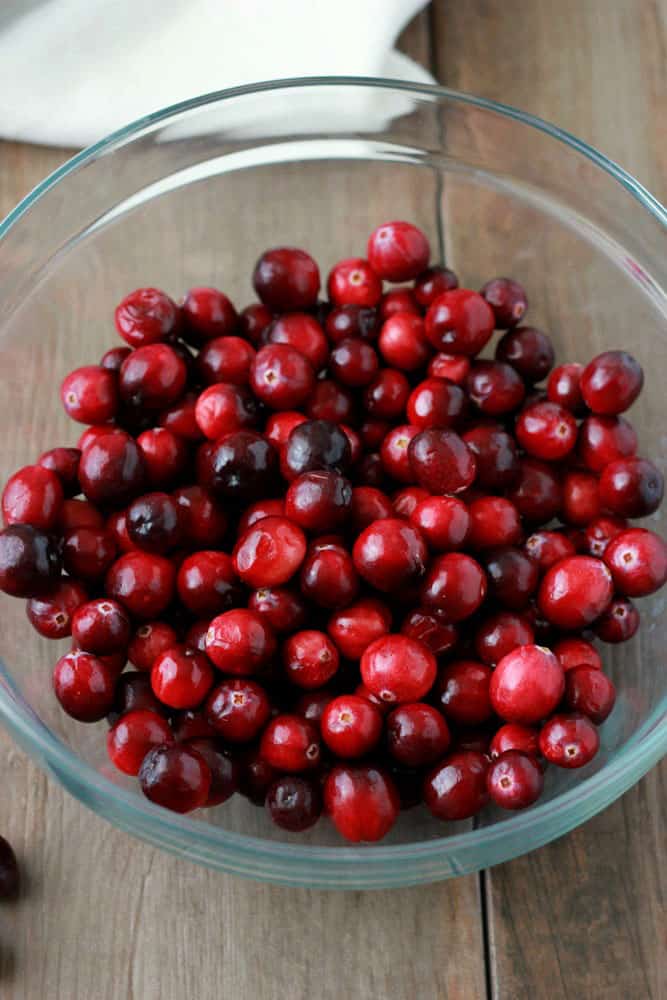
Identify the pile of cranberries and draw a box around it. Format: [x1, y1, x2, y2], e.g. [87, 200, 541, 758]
[1, 220, 666, 843]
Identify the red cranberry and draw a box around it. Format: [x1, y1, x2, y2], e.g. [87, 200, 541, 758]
[327, 598, 391, 660]
[181, 287, 238, 344]
[60, 366, 118, 425]
[353, 452, 386, 488]
[565, 666, 616, 723]
[386, 702, 450, 767]
[340, 424, 362, 464]
[604, 528, 667, 597]
[495, 326, 554, 382]
[414, 265, 458, 307]
[524, 530, 575, 571]
[462, 424, 520, 491]
[329, 337, 379, 387]
[283, 419, 351, 478]
[378, 425, 418, 482]
[561, 471, 601, 526]
[2, 465, 64, 532]
[586, 512, 631, 559]
[186, 738, 239, 807]
[409, 428, 476, 494]
[194, 383, 258, 440]
[516, 401, 577, 461]
[480, 277, 528, 329]
[553, 636, 602, 673]
[325, 304, 380, 343]
[77, 424, 129, 452]
[240, 303, 273, 345]
[468, 497, 522, 550]
[177, 550, 240, 616]
[285, 470, 352, 533]
[490, 644, 564, 725]
[490, 723, 540, 760]
[260, 714, 321, 772]
[482, 546, 538, 610]
[425, 289, 495, 356]
[423, 751, 489, 820]
[238, 747, 278, 805]
[173, 486, 227, 549]
[151, 645, 214, 709]
[0, 835, 19, 900]
[106, 551, 175, 619]
[379, 288, 420, 320]
[307, 379, 354, 423]
[327, 258, 382, 308]
[428, 352, 471, 384]
[363, 369, 411, 420]
[71, 598, 131, 655]
[205, 609, 276, 674]
[101, 345, 132, 372]
[139, 743, 211, 812]
[170, 709, 216, 742]
[324, 765, 399, 842]
[197, 335, 256, 386]
[506, 458, 562, 523]
[578, 415, 638, 472]
[233, 516, 306, 588]
[119, 344, 187, 410]
[594, 596, 639, 643]
[321, 694, 383, 758]
[410, 496, 470, 553]
[580, 350, 643, 414]
[115, 288, 178, 348]
[407, 378, 467, 430]
[420, 552, 487, 622]
[128, 621, 179, 672]
[539, 713, 599, 768]
[266, 776, 322, 832]
[392, 486, 430, 519]
[295, 689, 335, 726]
[107, 709, 173, 775]
[37, 447, 81, 498]
[108, 671, 165, 722]
[249, 343, 314, 410]
[487, 751, 543, 810]
[547, 363, 584, 413]
[400, 608, 458, 658]
[248, 585, 306, 633]
[159, 392, 203, 441]
[79, 434, 146, 509]
[474, 611, 534, 666]
[599, 456, 663, 518]
[349, 487, 393, 531]
[465, 361, 525, 415]
[360, 634, 436, 704]
[283, 630, 340, 689]
[136, 428, 187, 488]
[437, 660, 493, 725]
[367, 221, 430, 281]
[353, 517, 427, 592]
[378, 313, 431, 370]
[206, 679, 271, 743]
[265, 412, 306, 453]
[253, 247, 320, 311]
[27, 578, 87, 639]
[198, 429, 277, 502]
[0, 524, 61, 597]
[300, 541, 358, 609]
[53, 650, 117, 722]
[538, 555, 613, 628]
[184, 620, 211, 655]
[126, 492, 181, 554]
[268, 314, 328, 371]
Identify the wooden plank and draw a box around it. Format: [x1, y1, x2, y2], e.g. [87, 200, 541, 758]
[432, 1, 667, 997]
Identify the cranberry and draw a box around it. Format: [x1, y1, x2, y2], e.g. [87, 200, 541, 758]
[437, 660, 493, 726]
[325, 304, 379, 343]
[128, 621, 179, 672]
[428, 352, 471, 384]
[173, 486, 227, 549]
[423, 751, 489, 820]
[560, 471, 600, 527]
[171, 709, 217, 742]
[285, 471, 351, 533]
[360, 634, 436, 704]
[400, 608, 458, 657]
[490, 723, 540, 760]
[139, 743, 211, 813]
[599, 456, 663, 518]
[269, 313, 329, 370]
[180, 287, 238, 344]
[159, 392, 203, 441]
[108, 671, 165, 722]
[340, 424, 362, 464]
[516, 401, 577, 461]
[264, 413, 306, 454]
[408, 428, 476, 494]
[379, 425, 419, 482]
[482, 546, 538, 610]
[248, 586, 306, 633]
[53, 650, 117, 722]
[260, 714, 321, 772]
[578, 415, 638, 472]
[490, 644, 564, 724]
[420, 552, 487, 622]
[106, 551, 175, 619]
[107, 709, 173, 775]
[327, 258, 382, 308]
[194, 384, 258, 440]
[495, 326, 554, 382]
[115, 287, 178, 347]
[407, 378, 467, 430]
[465, 361, 525, 415]
[462, 424, 520, 491]
[253, 247, 320, 311]
[119, 344, 186, 410]
[101, 345, 132, 372]
[353, 453, 385, 488]
[2, 518, 58, 596]
[151, 645, 214, 709]
[410, 496, 470, 553]
[414, 265, 458, 307]
[238, 747, 278, 805]
[474, 611, 534, 666]
[37, 447, 81, 498]
[283, 420, 351, 479]
[538, 555, 613, 628]
[27, 578, 88, 639]
[379, 288, 421, 320]
[580, 350, 643, 414]
[283, 630, 340, 689]
[232, 516, 306, 588]
[389, 488, 427, 521]
[240, 303, 273, 345]
[295, 689, 334, 726]
[328, 340, 378, 392]
[524, 530, 575, 571]
[187, 739, 239, 807]
[480, 277, 528, 329]
[468, 497, 522, 550]
[321, 694, 383, 758]
[125, 492, 181, 554]
[71, 598, 131, 655]
[386, 702, 450, 767]
[324, 765, 399, 842]
[300, 542, 358, 609]
[61, 499, 105, 533]
[547, 363, 584, 413]
[0, 835, 19, 900]
[2, 464, 64, 532]
[539, 713, 599, 768]
[60, 365, 118, 425]
[366, 221, 430, 281]
[363, 369, 410, 420]
[487, 751, 543, 809]
[79, 434, 146, 509]
[249, 343, 314, 410]
[197, 335, 256, 387]
[604, 528, 667, 597]
[506, 458, 562, 523]
[378, 313, 431, 371]
[565, 666, 616, 723]
[425, 289, 495, 356]
[594, 596, 639, 643]
[266, 776, 322, 831]
[307, 379, 354, 423]
[348, 487, 392, 531]
[553, 636, 602, 673]
[205, 609, 275, 674]
[327, 598, 391, 659]
[353, 517, 427, 592]
[77, 424, 129, 452]
[198, 429, 277, 502]
[206, 678, 271, 743]
[177, 550, 240, 616]
[136, 428, 187, 488]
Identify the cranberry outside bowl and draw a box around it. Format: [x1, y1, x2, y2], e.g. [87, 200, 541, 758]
[0, 79, 665, 888]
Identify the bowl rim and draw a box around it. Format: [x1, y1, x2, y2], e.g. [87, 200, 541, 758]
[1, 76, 665, 879]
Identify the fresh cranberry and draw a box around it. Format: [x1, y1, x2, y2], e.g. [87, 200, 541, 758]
[79, 434, 146, 509]
[379, 288, 421, 320]
[565, 666, 616, 723]
[490, 644, 564, 724]
[180, 287, 238, 344]
[321, 694, 383, 758]
[295, 689, 335, 726]
[232, 515, 306, 588]
[37, 447, 81, 498]
[425, 289, 495, 355]
[263, 414, 305, 455]
[466, 361, 525, 415]
[386, 702, 450, 767]
[524, 530, 575, 571]
[150, 645, 214, 709]
[186, 739, 239, 807]
[159, 392, 203, 441]
[391, 486, 429, 520]
[561, 471, 601, 527]
[420, 552, 487, 622]
[329, 337, 379, 387]
[480, 277, 528, 329]
[326, 599, 390, 660]
[578, 415, 638, 472]
[324, 765, 399, 842]
[71, 598, 130, 655]
[367, 221, 430, 281]
[205, 679, 271, 743]
[604, 528, 667, 597]
[482, 546, 538, 610]
[539, 713, 599, 768]
[495, 326, 554, 382]
[325, 304, 379, 343]
[136, 428, 187, 489]
[260, 714, 321, 772]
[353, 517, 427, 592]
[125, 492, 181, 554]
[340, 424, 362, 464]
[108, 671, 165, 722]
[467, 497, 522, 550]
[283, 630, 340, 689]
[138, 743, 211, 813]
[176, 551, 240, 616]
[474, 611, 534, 666]
[249, 343, 314, 410]
[119, 343, 186, 410]
[378, 313, 431, 370]
[300, 541, 358, 609]
[193, 384, 257, 440]
[462, 424, 520, 491]
[583, 517, 626, 560]
[363, 369, 410, 420]
[489, 723, 540, 760]
[285, 471, 352, 533]
[506, 458, 562, 523]
[487, 751, 543, 809]
[269, 313, 329, 370]
[60, 366, 118, 425]
[198, 429, 277, 502]
[538, 555, 613, 628]
[327, 258, 382, 308]
[414, 265, 458, 307]
[266, 776, 322, 831]
[239, 303, 273, 345]
[115, 288, 178, 348]
[0, 524, 61, 597]
[306, 379, 354, 423]
[377, 425, 418, 482]
[428, 352, 470, 385]
[400, 609, 458, 658]
[2, 465, 64, 532]
[76, 424, 129, 452]
[236, 747, 277, 805]
[594, 596, 640, 644]
[406, 378, 467, 430]
[409, 496, 469, 553]
[360, 634, 436, 704]
[197, 336, 256, 387]
[553, 636, 602, 672]
[580, 350, 643, 414]
[408, 428, 476, 494]
[107, 709, 173, 775]
[347, 487, 391, 532]
[53, 650, 117, 722]
[27, 578, 87, 639]
[60, 500, 104, 534]
[170, 708, 217, 742]
[283, 420, 352, 481]
[106, 551, 175, 619]
[516, 401, 577, 461]
[423, 751, 489, 820]
[547, 363, 584, 413]
[599, 456, 663, 518]
[204, 609, 276, 676]
[353, 452, 386, 488]
[127, 621, 179, 672]
[101, 345, 132, 372]
[437, 660, 493, 726]
[253, 247, 320, 311]
[172, 486, 227, 549]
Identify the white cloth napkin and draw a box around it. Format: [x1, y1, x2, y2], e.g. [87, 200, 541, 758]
[0, 0, 432, 148]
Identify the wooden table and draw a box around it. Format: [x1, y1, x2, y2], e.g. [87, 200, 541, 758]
[1, 2, 665, 996]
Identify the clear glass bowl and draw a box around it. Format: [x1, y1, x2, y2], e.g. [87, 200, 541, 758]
[0, 79, 665, 889]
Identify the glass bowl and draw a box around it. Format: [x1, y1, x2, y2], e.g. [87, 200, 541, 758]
[0, 79, 665, 889]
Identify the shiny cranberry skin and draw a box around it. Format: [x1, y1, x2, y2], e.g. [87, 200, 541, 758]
[524, 530, 575, 571]
[283, 419, 351, 479]
[507, 458, 562, 523]
[171, 708, 217, 742]
[177, 551, 240, 616]
[329, 337, 379, 387]
[604, 528, 667, 597]
[101, 345, 132, 372]
[253, 247, 320, 311]
[410, 496, 470, 553]
[474, 611, 534, 666]
[578, 415, 638, 472]
[349, 487, 393, 531]
[360, 634, 436, 704]
[107, 709, 173, 775]
[327, 598, 391, 660]
[79, 434, 146, 509]
[125, 492, 181, 554]
[249, 343, 314, 410]
[480, 277, 528, 329]
[119, 343, 186, 410]
[516, 401, 577, 461]
[547, 363, 585, 413]
[27, 578, 87, 639]
[437, 660, 493, 726]
[205, 679, 271, 743]
[283, 630, 340, 689]
[260, 714, 321, 772]
[580, 350, 643, 414]
[594, 596, 640, 644]
[466, 361, 525, 416]
[173, 486, 227, 549]
[300, 542, 358, 609]
[159, 392, 203, 441]
[495, 326, 555, 382]
[379, 289, 420, 321]
[128, 621, 179, 672]
[490, 723, 540, 760]
[0, 524, 61, 597]
[353, 453, 386, 488]
[363, 369, 410, 420]
[468, 497, 522, 550]
[327, 258, 382, 308]
[423, 751, 489, 821]
[378, 313, 431, 371]
[267, 314, 327, 371]
[266, 776, 322, 831]
[487, 751, 543, 810]
[205, 609, 275, 675]
[237, 747, 277, 805]
[490, 644, 564, 725]
[538, 555, 613, 628]
[539, 713, 599, 768]
[295, 689, 334, 726]
[391, 486, 429, 520]
[385, 702, 449, 767]
[106, 551, 175, 619]
[285, 471, 352, 533]
[409, 428, 476, 494]
[264, 413, 306, 454]
[108, 671, 165, 722]
[36, 447, 80, 498]
[60, 500, 103, 534]
[197, 336, 255, 388]
[321, 694, 383, 758]
[428, 352, 471, 384]
[553, 636, 602, 673]
[325, 304, 380, 343]
[199, 429, 277, 502]
[71, 598, 131, 655]
[561, 471, 601, 527]
[239, 302, 273, 345]
[462, 424, 520, 491]
[53, 650, 117, 722]
[139, 743, 211, 813]
[307, 379, 354, 423]
[414, 265, 458, 306]
[150, 645, 213, 709]
[183, 620, 211, 655]
[482, 546, 537, 610]
[425, 289, 495, 356]
[60, 365, 118, 425]
[400, 609, 458, 658]
[366, 221, 430, 281]
[233, 516, 306, 588]
[599, 456, 663, 518]
[186, 738, 239, 807]
[247, 583, 304, 631]
[565, 665, 616, 724]
[324, 764, 399, 842]
[353, 517, 427, 592]
[379, 425, 420, 482]
[194, 384, 257, 440]
[136, 428, 187, 489]
[180, 287, 238, 344]
[406, 378, 467, 430]
[76, 424, 129, 452]
[421, 553, 487, 622]
[115, 287, 178, 347]
[2, 464, 64, 532]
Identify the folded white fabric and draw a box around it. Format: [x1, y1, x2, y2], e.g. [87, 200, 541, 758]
[0, 0, 432, 148]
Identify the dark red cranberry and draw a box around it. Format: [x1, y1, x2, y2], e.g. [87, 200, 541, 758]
[306, 379, 354, 423]
[240, 303, 273, 345]
[565, 666, 616, 723]
[159, 392, 203, 441]
[27, 578, 87, 639]
[101, 345, 132, 372]
[524, 530, 575, 571]
[420, 552, 487, 622]
[197, 335, 256, 387]
[379, 289, 421, 320]
[2, 464, 64, 532]
[425, 289, 495, 356]
[604, 528, 667, 597]
[490, 723, 540, 760]
[0, 835, 19, 900]
[128, 621, 179, 672]
[386, 702, 450, 767]
[300, 542, 358, 609]
[177, 550, 240, 616]
[324, 765, 399, 842]
[462, 424, 520, 491]
[76, 424, 129, 452]
[474, 611, 534, 666]
[171, 708, 217, 742]
[561, 471, 601, 527]
[321, 694, 383, 758]
[260, 714, 321, 772]
[367, 221, 430, 281]
[327, 598, 391, 659]
[198, 429, 277, 502]
[482, 546, 538, 610]
[360, 634, 436, 704]
[410, 496, 470, 553]
[238, 747, 278, 805]
[126, 492, 181, 554]
[487, 751, 543, 809]
[151, 645, 214, 709]
[327, 258, 382, 308]
[423, 751, 489, 820]
[37, 447, 81, 497]
[353, 517, 427, 592]
[578, 414, 638, 472]
[119, 344, 187, 410]
[253, 247, 320, 311]
[248, 586, 307, 633]
[495, 326, 554, 382]
[349, 486, 393, 531]
[233, 516, 306, 587]
[400, 608, 458, 658]
[406, 378, 467, 430]
[136, 428, 187, 488]
[72, 598, 131, 655]
[428, 352, 471, 384]
[184, 620, 211, 654]
[506, 458, 562, 523]
[138, 743, 211, 812]
[466, 361, 525, 415]
[62, 498, 105, 532]
[516, 401, 577, 461]
[107, 709, 173, 775]
[325, 304, 380, 343]
[53, 650, 117, 722]
[283, 630, 340, 689]
[363, 369, 410, 420]
[599, 456, 664, 518]
[580, 350, 643, 414]
[340, 423, 362, 464]
[285, 471, 352, 533]
[378, 425, 419, 482]
[391, 486, 430, 519]
[490, 644, 565, 725]
[437, 660, 493, 725]
[329, 337, 379, 387]
[173, 486, 227, 549]
[553, 637, 602, 672]
[60, 365, 118, 425]
[269, 313, 328, 370]
[106, 551, 175, 619]
[538, 555, 613, 628]
[266, 776, 322, 831]
[295, 689, 335, 726]
[353, 452, 385, 488]
[547, 363, 584, 413]
[250, 343, 315, 410]
[480, 277, 528, 328]
[186, 738, 239, 807]
[378, 313, 431, 371]
[283, 419, 351, 478]
[414, 265, 458, 307]
[594, 596, 639, 643]
[206, 679, 271, 743]
[539, 713, 599, 768]
[408, 428, 476, 494]
[108, 671, 165, 723]
[0, 524, 62, 597]
[115, 287, 178, 348]
[181, 287, 238, 344]
[468, 497, 522, 550]
[79, 434, 146, 509]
